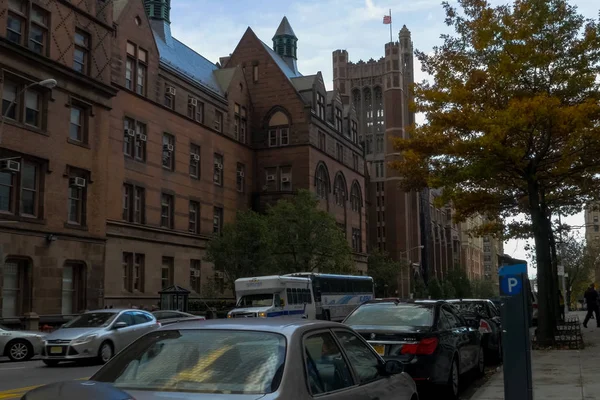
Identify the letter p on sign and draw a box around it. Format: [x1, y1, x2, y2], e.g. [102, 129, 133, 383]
[501, 275, 523, 296]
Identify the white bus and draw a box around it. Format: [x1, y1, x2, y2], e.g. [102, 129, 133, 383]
[227, 273, 374, 322]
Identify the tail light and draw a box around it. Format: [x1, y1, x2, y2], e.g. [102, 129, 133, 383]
[479, 319, 492, 334]
[400, 337, 439, 355]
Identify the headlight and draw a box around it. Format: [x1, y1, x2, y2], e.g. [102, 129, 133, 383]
[72, 334, 98, 345]
[258, 312, 267, 318]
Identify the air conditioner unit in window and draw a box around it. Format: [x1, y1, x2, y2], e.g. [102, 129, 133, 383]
[188, 98, 198, 106]
[163, 144, 174, 152]
[266, 174, 275, 182]
[125, 129, 135, 137]
[281, 176, 290, 183]
[214, 162, 223, 170]
[69, 177, 86, 188]
[137, 133, 147, 142]
[124, 136, 131, 144]
[237, 170, 245, 178]
[0, 159, 20, 173]
[166, 86, 176, 96]
[191, 154, 200, 162]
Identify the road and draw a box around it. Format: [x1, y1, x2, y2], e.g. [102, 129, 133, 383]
[0, 358, 100, 400]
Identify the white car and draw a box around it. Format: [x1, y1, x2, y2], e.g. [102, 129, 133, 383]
[0, 324, 46, 362]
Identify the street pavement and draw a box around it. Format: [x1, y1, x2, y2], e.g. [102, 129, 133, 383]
[471, 311, 600, 400]
[0, 358, 100, 400]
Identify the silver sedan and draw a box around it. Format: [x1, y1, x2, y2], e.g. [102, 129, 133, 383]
[24, 319, 418, 399]
[0, 324, 45, 362]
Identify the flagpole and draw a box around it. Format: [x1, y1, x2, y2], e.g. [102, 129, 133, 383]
[389, 9, 393, 43]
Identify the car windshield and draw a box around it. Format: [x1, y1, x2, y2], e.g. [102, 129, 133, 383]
[63, 312, 118, 328]
[236, 293, 274, 307]
[92, 329, 286, 394]
[453, 302, 487, 315]
[344, 303, 434, 327]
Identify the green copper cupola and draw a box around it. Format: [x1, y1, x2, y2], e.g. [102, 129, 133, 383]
[144, 0, 171, 23]
[273, 16, 298, 70]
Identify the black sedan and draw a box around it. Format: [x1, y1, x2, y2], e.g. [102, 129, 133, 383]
[447, 299, 502, 362]
[343, 299, 483, 399]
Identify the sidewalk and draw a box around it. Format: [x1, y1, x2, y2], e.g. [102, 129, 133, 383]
[472, 311, 600, 400]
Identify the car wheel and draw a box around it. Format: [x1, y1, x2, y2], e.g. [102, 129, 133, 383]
[98, 341, 114, 364]
[43, 360, 59, 367]
[477, 346, 485, 377]
[7, 340, 32, 362]
[443, 357, 460, 399]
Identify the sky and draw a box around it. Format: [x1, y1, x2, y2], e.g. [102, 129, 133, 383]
[168, 0, 599, 267]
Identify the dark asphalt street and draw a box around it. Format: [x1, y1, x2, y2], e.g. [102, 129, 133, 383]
[0, 358, 100, 400]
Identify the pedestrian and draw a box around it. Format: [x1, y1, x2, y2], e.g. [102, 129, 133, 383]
[583, 283, 599, 328]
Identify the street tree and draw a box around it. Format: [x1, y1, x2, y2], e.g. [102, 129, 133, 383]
[447, 268, 472, 298]
[267, 190, 354, 274]
[471, 279, 498, 299]
[368, 250, 401, 297]
[559, 235, 598, 308]
[205, 210, 275, 292]
[392, 0, 600, 344]
[428, 278, 444, 299]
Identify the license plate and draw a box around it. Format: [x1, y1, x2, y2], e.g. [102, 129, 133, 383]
[50, 346, 63, 354]
[372, 345, 385, 356]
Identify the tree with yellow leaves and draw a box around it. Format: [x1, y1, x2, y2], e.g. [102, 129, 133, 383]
[393, 0, 600, 345]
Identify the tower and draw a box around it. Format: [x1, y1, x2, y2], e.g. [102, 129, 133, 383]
[143, 0, 170, 22]
[272, 16, 298, 73]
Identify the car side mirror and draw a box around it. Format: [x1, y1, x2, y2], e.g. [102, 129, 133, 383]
[114, 321, 128, 329]
[380, 359, 403, 376]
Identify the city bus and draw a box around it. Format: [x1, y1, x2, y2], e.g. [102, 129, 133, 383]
[227, 273, 374, 321]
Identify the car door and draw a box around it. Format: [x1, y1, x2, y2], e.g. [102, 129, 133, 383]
[112, 312, 138, 352]
[302, 330, 365, 399]
[442, 306, 473, 373]
[449, 305, 479, 371]
[333, 329, 414, 400]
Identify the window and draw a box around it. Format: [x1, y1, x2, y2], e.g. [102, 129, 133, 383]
[190, 144, 200, 178]
[188, 96, 203, 122]
[6, 1, 25, 45]
[595, 225, 599, 232]
[69, 105, 88, 143]
[268, 129, 277, 147]
[122, 252, 132, 291]
[352, 153, 359, 170]
[253, 64, 259, 82]
[214, 110, 223, 132]
[1, 259, 31, 318]
[190, 259, 201, 293]
[122, 184, 145, 224]
[234, 103, 240, 140]
[62, 262, 85, 314]
[213, 153, 223, 186]
[376, 135, 384, 153]
[335, 108, 343, 131]
[125, 42, 147, 95]
[236, 163, 245, 193]
[268, 127, 289, 147]
[336, 143, 344, 162]
[375, 161, 384, 178]
[73, 29, 90, 74]
[67, 168, 87, 225]
[352, 228, 362, 252]
[161, 257, 174, 289]
[29, 5, 48, 54]
[162, 133, 175, 170]
[334, 330, 380, 383]
[316, 92, 325, 119]
[365, 136, 373, 154]
[318, 131, 326, 151]
[189, 200, 199, 233]
[315, 165, 329, 199]
[595, 215, 599, 223]
[303, 332, 354, 395]
[134, 254, 145, 292]
[334, 175, 346, 206]
[442, 307, 462, 328]
[164, 84, 175, 109]
[351, 184, 362, 213]
[240, 106, 247, 143]
[0, 158, 41, 218]
[160, 193, 174, 229]
[7, 2, 49, 55]
[2, 79, 45, 129]
[351, 120, 358, 143]
[213, 207, 223, 234]
[280, 166, 292, 191]
[123, 118, 147, 162]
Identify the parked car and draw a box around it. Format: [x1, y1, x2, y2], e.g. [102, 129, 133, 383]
[40, 309, 159, 366]
[151, 310, 205, 326]
[26, 319, 418, 399]
[447, 299, 503, 362]
[0, 324, 45, 362]
[343, 299, 483, 399]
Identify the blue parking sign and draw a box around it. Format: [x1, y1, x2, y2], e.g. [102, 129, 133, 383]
[500, 275, 523, 296]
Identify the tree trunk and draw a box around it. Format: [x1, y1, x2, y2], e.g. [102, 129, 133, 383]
[547, 218, 562, 321]
[528, 180, 556, 345]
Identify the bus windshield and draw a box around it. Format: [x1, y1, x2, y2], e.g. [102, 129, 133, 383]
[237, 294, 274, 308]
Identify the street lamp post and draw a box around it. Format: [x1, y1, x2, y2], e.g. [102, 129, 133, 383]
[0, 78, 57, 145]
[398, 245, 425, 298]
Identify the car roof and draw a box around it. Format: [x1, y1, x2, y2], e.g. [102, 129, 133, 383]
[447, 299, 491, 303]
[363, 299, 444, 306]
[85, 309, 150, 314]
[158, 318, 344, 338]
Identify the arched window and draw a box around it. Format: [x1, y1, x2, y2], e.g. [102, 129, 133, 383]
[334, 173, 347, 206]
[268, 110, 290, 147]
[350, 182, 362, 212]
[315, 164, 329, 199]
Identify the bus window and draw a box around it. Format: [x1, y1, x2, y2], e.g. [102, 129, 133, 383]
[292, 288, 298, 304]
[287, 288, 293, 304]
[313, 281, 322, 302]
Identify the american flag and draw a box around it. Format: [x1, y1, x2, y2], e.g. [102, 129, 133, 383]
[383, 15, 392, 24]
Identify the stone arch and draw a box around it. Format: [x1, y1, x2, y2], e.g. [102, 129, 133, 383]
[333, 172, 348, 206]
[314, 162, 331, 200]
[350, 180, 363, 212]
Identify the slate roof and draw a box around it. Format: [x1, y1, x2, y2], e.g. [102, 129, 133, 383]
[260, 40, 302, 79]
[273, 16, 297, 38]
[152, 28, 224, 97]
[213, 68, 236, 93]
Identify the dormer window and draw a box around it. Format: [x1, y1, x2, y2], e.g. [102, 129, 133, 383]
[317, 93, 325, 119]
[335, 108, 343, 132]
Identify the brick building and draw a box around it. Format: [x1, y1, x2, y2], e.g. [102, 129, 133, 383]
[0, 1, 369, 318]
[332, 26, 459, 295]
[0, 0, 116, 319]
